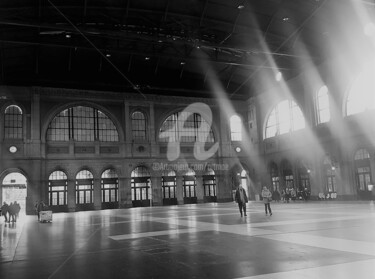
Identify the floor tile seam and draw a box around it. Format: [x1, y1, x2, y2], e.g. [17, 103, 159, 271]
[46, 225, 103, 279]
[257, 232, 375, 256]
[232, 258, 375, 279]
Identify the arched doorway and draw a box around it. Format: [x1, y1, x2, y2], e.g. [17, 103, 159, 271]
[1, 172, 27, 215]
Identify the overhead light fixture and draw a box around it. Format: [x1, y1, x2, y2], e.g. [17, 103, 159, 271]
[180, 61, 186, 65]
[145, 57, 150, 61]
[237, 4, 245, 9]
[105, 53, 111, 57]
[282, 17, 290, 22]
[65, 33, 71, 38]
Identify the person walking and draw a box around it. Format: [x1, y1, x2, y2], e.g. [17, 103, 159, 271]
[235, 184, 248, 217]
[261, 186, 272, 216]
[1, 202, 9, 222]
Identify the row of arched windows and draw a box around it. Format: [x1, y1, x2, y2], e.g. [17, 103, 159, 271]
[47, 167, 218, 209]
[2, 82, 374, 143]
[268, 148, 374, 196]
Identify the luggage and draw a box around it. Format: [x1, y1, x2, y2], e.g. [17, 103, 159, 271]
[39, 210, 52, 222]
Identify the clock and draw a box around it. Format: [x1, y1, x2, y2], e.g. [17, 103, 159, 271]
[9, 146, 17, 153]
[235, 147, 241, 153]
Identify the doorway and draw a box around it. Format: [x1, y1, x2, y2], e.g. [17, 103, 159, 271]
[1, 172, 27, 215]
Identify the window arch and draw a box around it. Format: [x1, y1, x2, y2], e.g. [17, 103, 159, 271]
[131, 111, 147, 141]
[316, 85, 331, 124]
[354, 148, 371, 192]
[183, 168, 197, 204]
[101, 169, 118, 208]
[47, 106, 119, 142]
[159, 111, 215, 143]
[162, 170, 177, 205]
[230, 115, 242, 141]
[48, 171, 68, 207]
[131, 166, 151, 207]
[203, 168, 216, 202]
[265, 100, 305, 139]
[4, 105, 23, 139]
[75, 170, 94, 208]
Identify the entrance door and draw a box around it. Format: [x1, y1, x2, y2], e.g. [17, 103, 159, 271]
[1, 172, 27, 216]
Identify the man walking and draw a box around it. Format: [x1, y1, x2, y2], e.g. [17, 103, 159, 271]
[235, 184, 248, 217]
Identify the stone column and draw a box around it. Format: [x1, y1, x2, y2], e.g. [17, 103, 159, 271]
[93, 178, 101, 210]
[67, 179, 76, 212]
[151, 175, 162, 206]
[176, 175, 184, 204]
[196, 175, 204, 203]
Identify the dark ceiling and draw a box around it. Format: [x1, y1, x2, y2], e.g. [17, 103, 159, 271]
[0, 0, 373, 100]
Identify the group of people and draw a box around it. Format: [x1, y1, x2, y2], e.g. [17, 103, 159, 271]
[1, 201, 21, 223]
[235, 185, 273, 217]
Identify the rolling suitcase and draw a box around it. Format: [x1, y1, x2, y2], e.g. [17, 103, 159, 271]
[39, 210, 52, 222]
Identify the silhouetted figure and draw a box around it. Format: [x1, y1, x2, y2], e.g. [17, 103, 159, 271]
[235, 185, 248, 217]
[1, 202, 9, 222]
[8, 202, 16, 222]
[36, 201, 46, 221]
[14, 201, 21, 220]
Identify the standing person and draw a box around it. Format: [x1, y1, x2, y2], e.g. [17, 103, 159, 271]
[37, 200, 45, 221]
[261, 186, 272, 216]
[235, 184, 248, 217]
[14, 201, 21, 220]
[1, 202, 9, 222]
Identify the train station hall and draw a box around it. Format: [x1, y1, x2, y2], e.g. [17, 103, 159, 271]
[1, 0, 375, 278]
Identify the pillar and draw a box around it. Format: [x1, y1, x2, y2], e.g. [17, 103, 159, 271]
[93, 178, 101, 210]
[176, 175, 183, 204]
[67, 179, 76, 212]
[196, 175, 204, 203]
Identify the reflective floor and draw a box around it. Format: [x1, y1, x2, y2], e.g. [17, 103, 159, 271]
[1, 201, 375, 279]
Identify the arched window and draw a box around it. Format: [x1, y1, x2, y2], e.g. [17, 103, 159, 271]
[270, 163, 279, 192]
[230, 115, 242, 141]
[47, 106, 119, 142]
[265, 100, 305, 139]
[159, 111, 214, 143]
[323, 155, 336, 193]
[162, 170, 177, 205]
[131, 111, 147, 141]
[131, 166, 151, 207]
[75, 170, 94, 209]
[48, 171, 68, 207]
[354, 149, 371, 192]
[203, 168, 216, 202]
[316, 86, 331, 124]
[4, 105, 23, 139]
[346, 68, 375, 116]
[183, 168, 197, 204]
[101, 169, 118, 208]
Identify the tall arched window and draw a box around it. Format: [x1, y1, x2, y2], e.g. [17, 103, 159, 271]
[4, 105, 23, 139]
[230, 115, 242, 141]
[159, 111, 214, 142]
[354, 149, 371, 193]
[162, 170, 177, 205]
[316, 86, 331, 124]
[265, 100, 305, 139]
[48, 171, 68, 208]
[270, 162, 279, 192]
[75, 170, 94, 210]
[47, 106, 119, 142]
[323, 156, 336, 193]
[183, 168, 197, 204]
[131, 166, 151, 207]
[101, 169, 118, 209]
[131, 111, 147, 141]
[203, 168, 216, 202]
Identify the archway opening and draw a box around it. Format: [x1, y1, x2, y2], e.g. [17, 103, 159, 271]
[1, 172, 27, 215]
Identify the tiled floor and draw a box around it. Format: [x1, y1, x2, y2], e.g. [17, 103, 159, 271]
[1, 201, 375, 279]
